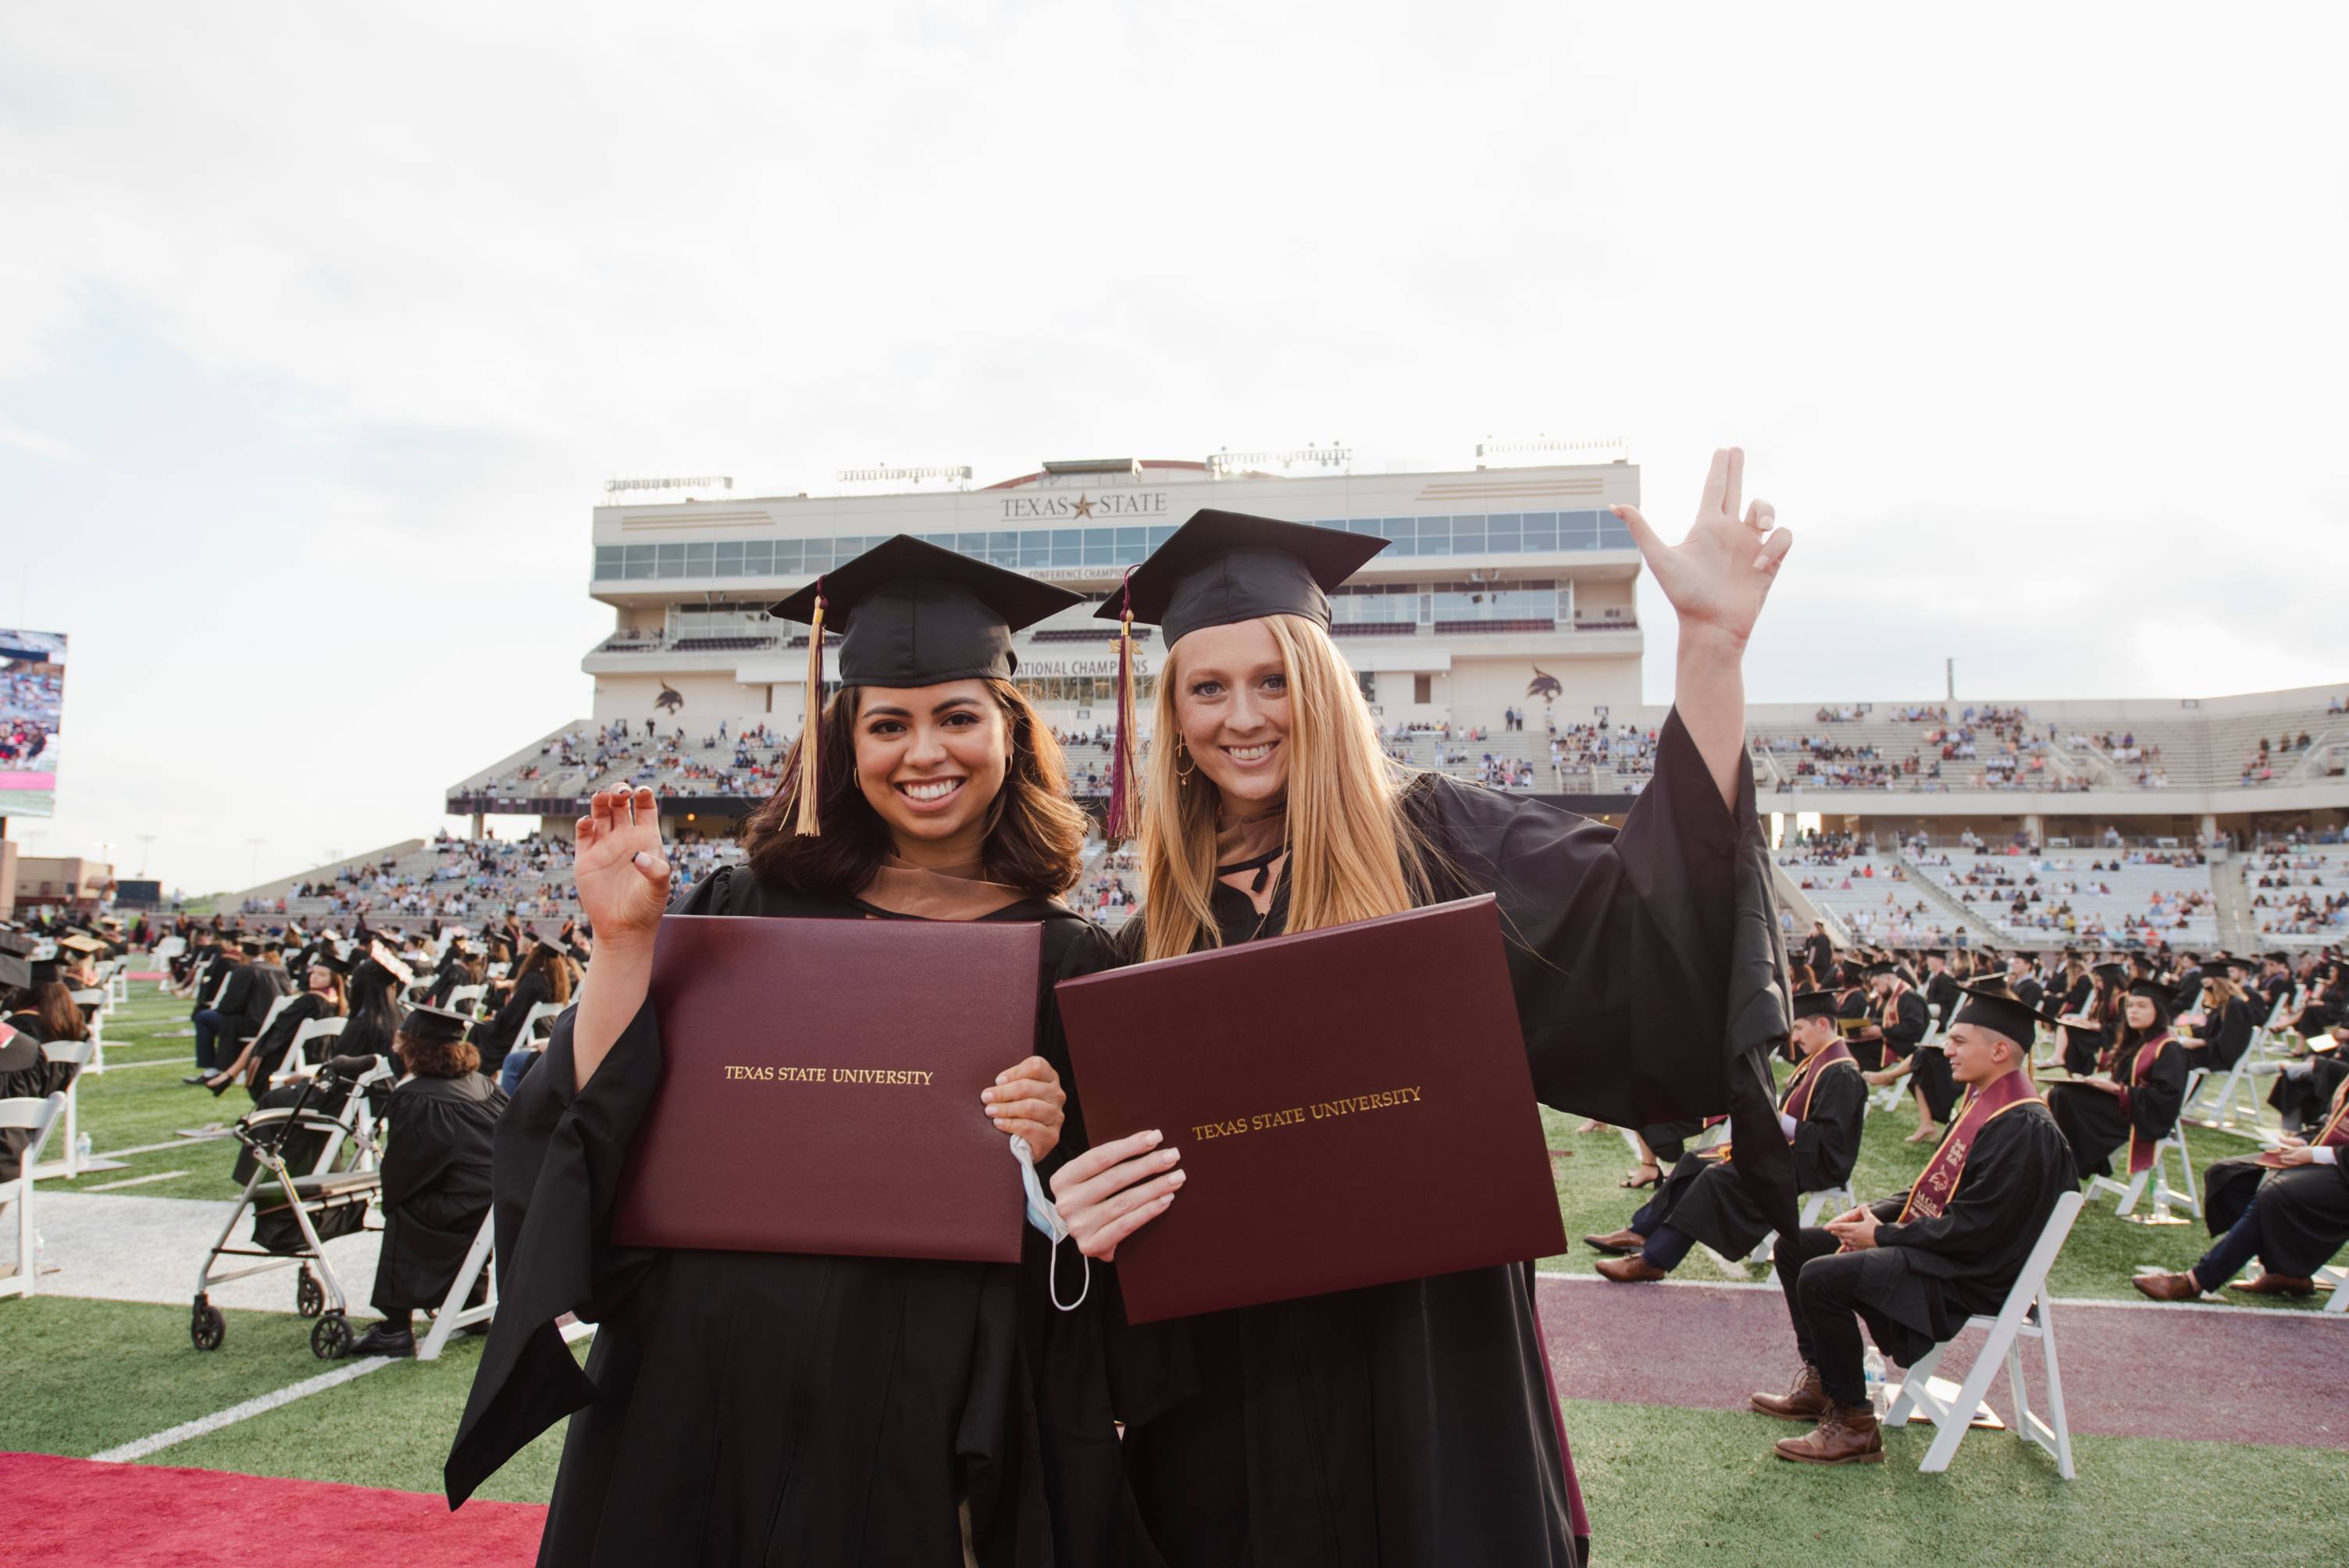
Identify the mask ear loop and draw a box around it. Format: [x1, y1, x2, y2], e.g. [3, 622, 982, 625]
[1011, 1134, 1090, 1312]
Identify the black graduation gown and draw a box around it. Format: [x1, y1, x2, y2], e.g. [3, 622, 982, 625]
[0, 1014, 77, 1183]
[2185, 998, 2255, 1073]
[2202, 1148, 2349, 1281]
[1838, 989, 1881, 1071]
[471, 972, 549, 1078]
[1645, 1053, 1864, 1259]
[2012, 975, 2046, 1013]
[1921, 971, 1960, 1032]
[1845, 1099, 2074, 1365]
[2044, 1035, 2188, 1183]
[244, 992, 333, 1102]
[1099, 712, 1791, 1568]
[373, 1071, 506, 1314]
[444, 864, 1130, 1568]
[2060, 1017, 2112, 1079]
[1803, 930, 1834, 979]
[2270, 1053, 2349, 1130]
[426, 957, 474, 1009]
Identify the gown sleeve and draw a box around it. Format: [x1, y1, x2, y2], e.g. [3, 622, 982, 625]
[2130, 1038, 2189, 1142]
[1791, 1065, 1866, 1193]
[444, 867, 729, 1507]
[1413, 709, 1797, 1230]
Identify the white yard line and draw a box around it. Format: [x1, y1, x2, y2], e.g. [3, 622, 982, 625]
[89, 1358, 397, 1463]
[98, 1132, 234, 1159]
[1531, 1268, 2340, 1318]
[80, 1170, 191, 1192]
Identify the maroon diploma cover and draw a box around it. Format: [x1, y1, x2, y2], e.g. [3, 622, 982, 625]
[1055, 895, 1566, 1324]
[607, 914, 1038, 1263]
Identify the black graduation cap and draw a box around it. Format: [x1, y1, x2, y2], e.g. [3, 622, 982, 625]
[309, 949, 354, 978]
[28, 957, 62, 987]
[1791, 989, 1841, 1022]
[770, 535, 1082, 838]
[2127, 976, 2173, 1005]
[2091, 960, 2127, 982]
[0, 951, 28, 992]
[1862, 959, 1897, 978]
[771, 535, 1079, 688]
[1093, 509, 1386, 647]
[1948, 981, 2065, 1047]
[397, 1004, 472, 1048]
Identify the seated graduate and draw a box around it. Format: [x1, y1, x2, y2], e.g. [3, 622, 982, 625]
[1754, 980, 2074, 1465]
[348, 1004, 509, 1357]
[2055, 960, 2125, 1078]
[182, 935, 251, 1083]
[2044, 976, 2189, 1185]
[474, 938, 571, 1088]
[2135, 1071, 2349, 1301]
[423, 931, 483, 1008]
[200, 951, 350, 1100]
[1585, 989, 1865, 1281]
[206, 935, 294, 1083]
[0, 950, 87, 1188]
[1858, 957, 1950, 1143]
[1048, 456, 1795, 1568]
[445, 537, 1137, 1568]
[2180, 958, 2258, 1073]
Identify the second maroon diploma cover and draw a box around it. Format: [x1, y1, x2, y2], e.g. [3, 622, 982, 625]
[1056, 895, 1566, 1324]
[608, 914, 1039, 1263]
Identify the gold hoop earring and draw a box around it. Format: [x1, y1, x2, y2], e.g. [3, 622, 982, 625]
[1174, 737, 1196, 785]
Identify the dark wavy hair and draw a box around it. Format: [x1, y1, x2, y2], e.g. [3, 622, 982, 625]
[743, 679, 1087, 900]
[396, 1025, 481, 1078]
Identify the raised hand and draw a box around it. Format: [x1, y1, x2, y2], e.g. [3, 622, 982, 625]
[1614, 447, 1791, 649]
[574, 787, 672, 949]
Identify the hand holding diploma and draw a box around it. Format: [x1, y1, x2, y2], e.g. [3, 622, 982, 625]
[983, 1055, 1068, 1161]
[1050, 1128, 1182, 1260]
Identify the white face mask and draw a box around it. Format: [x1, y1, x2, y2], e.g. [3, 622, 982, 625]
[1008, 1134, 1088, 1311]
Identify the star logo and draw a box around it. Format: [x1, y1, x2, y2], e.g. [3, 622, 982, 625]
[1070, 494, 1095, 518]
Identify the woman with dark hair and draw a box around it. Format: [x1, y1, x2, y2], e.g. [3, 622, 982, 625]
[2058, 960, 2126, 1078]
[348, 1004, 508, 1359]
[1049, 460, 1792, 1567]
[472, 939, 572, 1081]
[1, 955, 84, 1185]
[447, 538, 1137, 1567]
[200, 953, 350, 1099]
[2046, 976, 2190, 1184]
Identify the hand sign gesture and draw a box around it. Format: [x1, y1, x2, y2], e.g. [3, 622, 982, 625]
[1614, 447, 1791, 649]
[574, 786, 672, 949]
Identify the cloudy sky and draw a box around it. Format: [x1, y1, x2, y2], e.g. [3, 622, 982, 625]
[4, 2, 2344, 895]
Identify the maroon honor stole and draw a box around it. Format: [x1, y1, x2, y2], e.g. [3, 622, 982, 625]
[2119, 1033, 2172, 1177]
[1898, 1067, 2041, 1224]
[1784, 1041, 1858, 1122]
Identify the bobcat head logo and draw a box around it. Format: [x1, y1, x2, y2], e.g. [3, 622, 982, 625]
[654, 683, 685, 715]
[1525, 667, 1563, 701]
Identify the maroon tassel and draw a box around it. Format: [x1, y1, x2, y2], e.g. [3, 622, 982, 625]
[1103, 572, 1140, 842]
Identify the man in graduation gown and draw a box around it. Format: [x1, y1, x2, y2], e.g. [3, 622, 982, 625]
[350, 1007, 508, 1357]
[184, 938, 250, 1082]
[1753, 981, 2075, 1464]
[1586, 989, 1866, 1280]
[2008, 952, 2045, 1013]
[2134, 1072, 2349, 1299]
[1857, 960, 1942, 1138]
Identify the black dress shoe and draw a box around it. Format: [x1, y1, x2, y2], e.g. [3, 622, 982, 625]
[181, 1074, 210, 1085]
[348, 1324, 416, 1358]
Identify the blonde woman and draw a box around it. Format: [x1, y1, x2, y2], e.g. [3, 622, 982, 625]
[1052, 453, 1794, 1567]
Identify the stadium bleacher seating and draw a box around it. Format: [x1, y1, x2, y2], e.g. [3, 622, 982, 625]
[1907, 849, 2219, 947]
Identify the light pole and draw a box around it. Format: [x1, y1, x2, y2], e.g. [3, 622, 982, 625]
[246, 837, 265, 888]
[137, 833, 157, 876]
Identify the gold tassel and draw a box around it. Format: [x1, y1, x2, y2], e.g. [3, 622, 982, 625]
[1104, 575, 1139, 841]
[794, 586, 825, 836]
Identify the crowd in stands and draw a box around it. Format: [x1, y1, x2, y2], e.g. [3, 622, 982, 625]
[2247, 842, 2349, 936]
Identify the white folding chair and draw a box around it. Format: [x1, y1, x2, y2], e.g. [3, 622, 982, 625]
[2317, 1263, 2347, 1315]
[0, 1092, 68, 1301]
[415, 1211, 498, 1362]
[34, 1039, 97, 1179]
[2086, 1110, 2199, 1218]
[1885, 1189, 2084, 1478]
[2185, 1049, 2271, 1130]
[447, 983, 488, 1014]
[67, 988, 109, 1074]
[268, 1016, 351, 1089]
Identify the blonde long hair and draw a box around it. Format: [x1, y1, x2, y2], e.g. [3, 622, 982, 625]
[1137, 614, 1431, 961]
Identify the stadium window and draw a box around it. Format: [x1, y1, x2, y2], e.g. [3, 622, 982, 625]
[713, 541, 743, 577]
[802, 539, 832, 572]
[1557, 510, 1600, 551]
[1487, 514, 1521, 552]
[1115, 526, 1148, 565]
[1522, 511, 1557, 551]
[1416, 516, 1449, 557]
[773, 539, 802, 573]
[1051, 529, 1082, 566]
[686, 542, 715, 576]
[1413, 673, 1432, 704]
[990, 530, 1020, 567]
[743, 540, 773, 575]
[656, 543, 686, 576]
[1383, 518, 1416, 556]
[1598, 510, 1634, 549]
[1082, 527, 1115, 565]
[1355, 670, 1376, 703]
[1020, 529, 1051, 568]
[622, 544, 654, 579]
[1149, 523, 1176, 549]
[957, 531, 989, 559]
[594, 545, 622, 578]
[1451, 515, 1485, 553]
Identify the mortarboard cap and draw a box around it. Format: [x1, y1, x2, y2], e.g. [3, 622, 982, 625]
[1791, 989, 1841, 1022]
[0, 952, 28, 991]
[397, 1004, 471, 1049]
[28, 958, 62, 987]
[309, 949, 354, 977]
[1096, 510, 1385, 647]
[1949, 981, 2065, 1049]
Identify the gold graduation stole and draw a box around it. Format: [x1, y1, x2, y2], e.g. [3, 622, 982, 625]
[2119, 1033, 2173, 1177]
[2313, 1081, 2349, 1151]
[1898, 1068, 2040, 1224]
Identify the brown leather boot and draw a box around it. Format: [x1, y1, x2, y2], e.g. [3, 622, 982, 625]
[1750, 1363, 1830, 1422]
[1595, 1254, 1670, 1283]
[1773, 1403, 1884, 1465]
[2132, 1270, 2203, 1302]
[1581, 1228, 1645, 1254]
[2227, 1273, 2317, 1296]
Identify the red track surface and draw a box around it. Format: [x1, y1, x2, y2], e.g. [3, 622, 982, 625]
[0, 1452, 544, 1565]
[1536, 1274, 2349, 1449]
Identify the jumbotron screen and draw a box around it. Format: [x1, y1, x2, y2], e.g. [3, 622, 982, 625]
[0, 628, 66, 818]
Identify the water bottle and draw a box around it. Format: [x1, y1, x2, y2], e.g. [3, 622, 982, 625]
[1862, 1345, 1888, 1418]
[76, 1132, 93, 1164]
